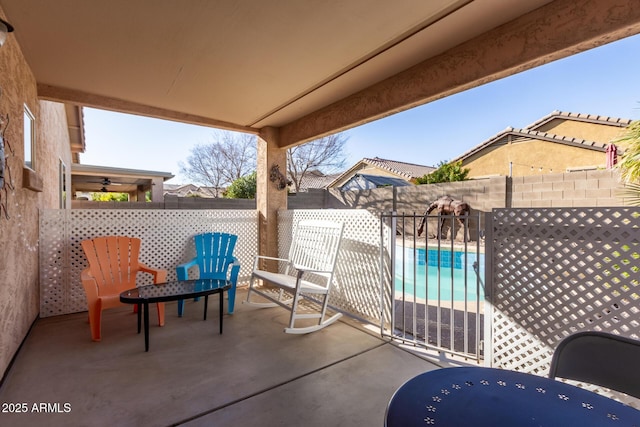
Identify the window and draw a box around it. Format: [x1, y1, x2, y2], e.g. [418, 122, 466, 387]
[24, 105, 35, 170]
[59, 160, 67, 208]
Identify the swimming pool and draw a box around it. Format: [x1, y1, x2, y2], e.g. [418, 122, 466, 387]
[394, 247, 485, 302]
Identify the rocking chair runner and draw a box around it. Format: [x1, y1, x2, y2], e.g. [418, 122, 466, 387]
[175, 232, 240, 316]
[80, 236, 167, 341]
[245, 219, 344, 334]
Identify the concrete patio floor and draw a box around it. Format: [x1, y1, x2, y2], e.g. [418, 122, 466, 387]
[0, 289, 446, 427]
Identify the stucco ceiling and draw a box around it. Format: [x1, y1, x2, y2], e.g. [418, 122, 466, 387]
[2, 0, 640, 148]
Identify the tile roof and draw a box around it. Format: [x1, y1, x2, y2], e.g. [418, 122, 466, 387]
[327, 157, 436, 188]
[362, 157, 436, 179]
[296, 170, 341, 190]
[526, 110, 632, 130]
[450, 111, 630, 164]
[450, 127, 615, 164]
[163, 184, 219, 197]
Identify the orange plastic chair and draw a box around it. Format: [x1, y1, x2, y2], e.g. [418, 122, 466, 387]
[80, 236, 167, 341]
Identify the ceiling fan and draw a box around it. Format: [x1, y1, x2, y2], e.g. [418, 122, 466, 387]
[80, 177, 143, 192]
[99, 177, 121, 187]
[97, 177, 122, 192]
[81, 177, 123, 192]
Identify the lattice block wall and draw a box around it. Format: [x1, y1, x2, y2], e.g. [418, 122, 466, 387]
[40, 209, 258, 317]
[489, 208, 640, 380]
[279, 209, 388, 324]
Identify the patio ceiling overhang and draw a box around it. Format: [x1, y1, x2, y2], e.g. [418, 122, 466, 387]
[71, 164, 174, 194]
[2, 0, 640, 149]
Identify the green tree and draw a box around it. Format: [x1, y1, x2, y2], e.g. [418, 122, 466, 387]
[225, 171, 257, 199]
[90, 192, 129, 201]
[415, 161, 469, 184]
[615, 120, 640, 205]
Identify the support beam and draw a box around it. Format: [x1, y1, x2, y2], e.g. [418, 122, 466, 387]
[256, 127, 288, 261]
[38, 84, 260, 135]
[279, 0, 640, 147]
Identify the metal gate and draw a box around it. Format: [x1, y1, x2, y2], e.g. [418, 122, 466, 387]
[380, 211, 485, 362]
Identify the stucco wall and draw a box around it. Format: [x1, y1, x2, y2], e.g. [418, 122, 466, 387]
[534, 118, 627, 143]
[465, 139, 612, 178]
[462, 116, 633, 179]
[38, 101, 72, 209]
[0, 7, 72, 378]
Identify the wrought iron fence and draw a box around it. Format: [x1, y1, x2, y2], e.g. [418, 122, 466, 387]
[380, 211, 485, 362]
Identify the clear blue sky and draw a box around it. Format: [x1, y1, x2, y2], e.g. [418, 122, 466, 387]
[81, 33, 640, 184]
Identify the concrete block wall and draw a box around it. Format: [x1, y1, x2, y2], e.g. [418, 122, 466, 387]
[71, 170, 627, 212]
[325, 186, 395, 211]
[394, 176, 507, 214]
[287, 189, 327, 209]
[511, 169, 624, 208]
[163, 195, 256, 210]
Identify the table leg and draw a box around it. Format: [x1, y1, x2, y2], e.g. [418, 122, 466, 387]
[144, 302, 150, 352]
[219, 290, 224, 334]
[203, 295, 208, 321]
[137, 303, 142, 334]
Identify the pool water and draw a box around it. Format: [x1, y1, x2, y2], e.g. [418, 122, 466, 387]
[394, 247, 485, 302]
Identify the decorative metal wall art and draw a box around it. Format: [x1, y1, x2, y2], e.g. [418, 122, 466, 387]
[269, 164, 291, 191]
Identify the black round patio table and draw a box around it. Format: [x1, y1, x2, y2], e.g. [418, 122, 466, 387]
[120, 278, 231, 351]
[385, 366, 640, 426]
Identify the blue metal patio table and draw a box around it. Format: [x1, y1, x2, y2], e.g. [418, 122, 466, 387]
[120, 278, 231, 351]
[385, 366, 640, 426]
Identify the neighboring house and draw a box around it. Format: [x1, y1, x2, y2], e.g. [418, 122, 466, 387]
[451, 111, 632, 178]
[329, 157, 436, 191]
[163, 183, 220, 198]
[292, 170, 342, 192]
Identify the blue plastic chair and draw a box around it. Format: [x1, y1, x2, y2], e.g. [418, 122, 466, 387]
[176, 232, 240, 316]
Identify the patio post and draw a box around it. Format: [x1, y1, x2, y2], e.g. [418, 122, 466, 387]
[150, 176, 164, 202]
[256, 126, 287, 267]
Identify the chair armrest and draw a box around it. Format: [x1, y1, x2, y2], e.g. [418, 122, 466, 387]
[81, 267, 99, 301]
[139, 262, 168, 284]
[292, 265, 332, 275]
[229, 257, 241, 284]
[176, 258, 198, 281]
[253, 255, 290, 269]
[294, 267, 331, 274]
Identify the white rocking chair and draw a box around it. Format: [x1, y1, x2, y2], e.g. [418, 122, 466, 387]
[245, 219, 344, 334]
